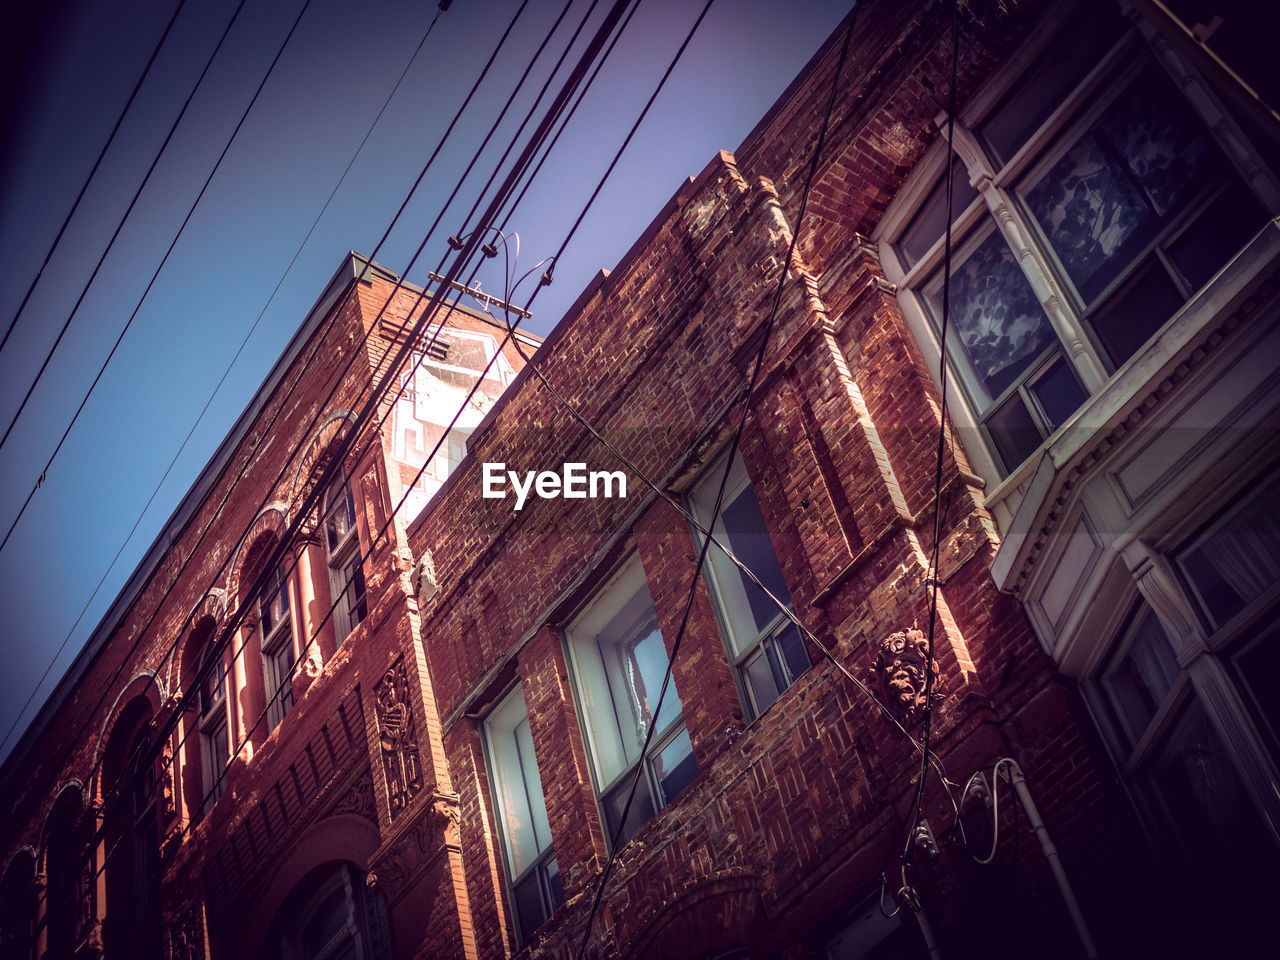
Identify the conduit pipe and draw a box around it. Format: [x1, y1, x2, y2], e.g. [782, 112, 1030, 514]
[1003, 759, 1100, 960]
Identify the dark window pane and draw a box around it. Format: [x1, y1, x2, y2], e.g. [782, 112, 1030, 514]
[1088, 257, 1183, 366]
[979, 10, 1125, 166]
[1026, 69, 1214, 305]
[1231, 624, 1280, 765]
[514, 872, 545, 942]
[1029, 357, 1086, 431]
[601, 775, 655, 847]
[774, 623, 811, 684]
[985, 393, 1042, 471]
[1103, 608, 1178, 748]
[1167, 182, 1264, 291]
[744, 646, 781, 715]
[543, 856, 565, 913]
[720, 483, 791, 635]
[1177, 475, 1280, 627]
[934, 231, 1055, 402]
[653, 728, 698, 804]
[896, 161, 978, 268]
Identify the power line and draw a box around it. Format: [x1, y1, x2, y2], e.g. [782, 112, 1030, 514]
[0, 0, 190, 358]
[0, 0, 451, 761]
[9, 0, 549, 789]
[58, 0, 640, 901]
[0, 0, 322, 552]
[575, 8, 853, 955]
[0, 0, 254, 459]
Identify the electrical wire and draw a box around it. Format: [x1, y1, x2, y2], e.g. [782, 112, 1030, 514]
[0, 0, 450, 761]
[574, 8, 852, 955]
[901, 0, 962, 880]
[0, 0, 534, 765]
[0, 0, 190, 357]
[65, 0, 643, 898]
[0, 0, 254, 460]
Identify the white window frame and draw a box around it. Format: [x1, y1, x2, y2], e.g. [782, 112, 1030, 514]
[482, 686, 563, 944]
[563, 554, 698, 849]
[875, 0, 1280, 495]
[688, 451, 809, 720]
[323, 473, 366, 644]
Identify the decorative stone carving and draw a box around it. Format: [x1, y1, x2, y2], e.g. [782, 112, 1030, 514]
[331, 768, 377, 824]
[169, 904, 205, 960]
[414, 550, 438, 608]
[370, 793, 457, 904]
[873, 627, 943, 725]
[375, 658, 423, 818]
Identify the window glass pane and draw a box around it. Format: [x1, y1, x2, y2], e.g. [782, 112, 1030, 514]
[486, 691, 553, 880]
[566, 558, 684, 787]
[1177, 475, 1280, 628]
[514, 873, 544, 943]
[261, 561, 290, 637]
[543, 856, 564, 913]
[326, 479, 356, 552]
[1028, 356, 1086, 431]
[1103, 607, 1178, 748]
[744, 646, 781, 715]
[1025, 69, 1213, 305]
[978, 10, 1124, 167]
[1230, 624, 1280, 764]
[301, 882, 351, 957]
[200, 647, 225, 713]
[653, 728, 698, 805]
[601, 775, 655, 847]
[1167, 181, 1265, 293]
[896, 161, 978, 269]
[693, 455, 791, 658]
[774, 622, 811, 685]
[1087, 256, 1184, 366]
[985, 392, 1042, 472]
[928, 230, 1055, 404]
[1145, 698, 1264, 862]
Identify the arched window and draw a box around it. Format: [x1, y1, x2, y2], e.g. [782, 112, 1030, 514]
[323, 474, 366, 644]
[262, 863, 392, 960]
[0, 851, 36, 960]
[259, 557, 296, 731]
[42, 790, 82, 960]
[102, 701, 161, 960]
[197, 636, 230, 809]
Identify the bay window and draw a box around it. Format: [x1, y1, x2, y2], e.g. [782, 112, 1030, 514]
[323, 473, 367, 644]
[879, 2, 1275, 476]
[484, 688, 563, 943]
[565, 555, 698, 847]
[690, 452, 809, 719]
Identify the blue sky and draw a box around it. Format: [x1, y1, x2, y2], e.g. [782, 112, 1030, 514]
[0, 0, 851, 761]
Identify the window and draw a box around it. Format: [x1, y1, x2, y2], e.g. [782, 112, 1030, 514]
[565, 555, 698, 847]
[267, 863, 392, 960]
[1092, 475, 1280, 877]
[198, 640, 230, 808]
[690, 453, 809, 719]
[484, 688, 564, 943]
[881, 6, 1273, 475]
[323, 473, 367, 643]
[260, 558, 296, 731]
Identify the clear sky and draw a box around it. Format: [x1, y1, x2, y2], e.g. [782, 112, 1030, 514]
[0, 0, 851, 761]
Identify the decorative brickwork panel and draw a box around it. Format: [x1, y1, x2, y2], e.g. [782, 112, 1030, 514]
[376, 658, 423, 818]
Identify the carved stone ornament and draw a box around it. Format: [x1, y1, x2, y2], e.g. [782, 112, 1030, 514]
[376, 657, 423, 819]
[873, 628, 943, 725]
[169, 904, 205, 960]
[331, 768, 378, 824]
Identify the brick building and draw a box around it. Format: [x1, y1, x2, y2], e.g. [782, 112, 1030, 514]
[3, 1, 1278, 959]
